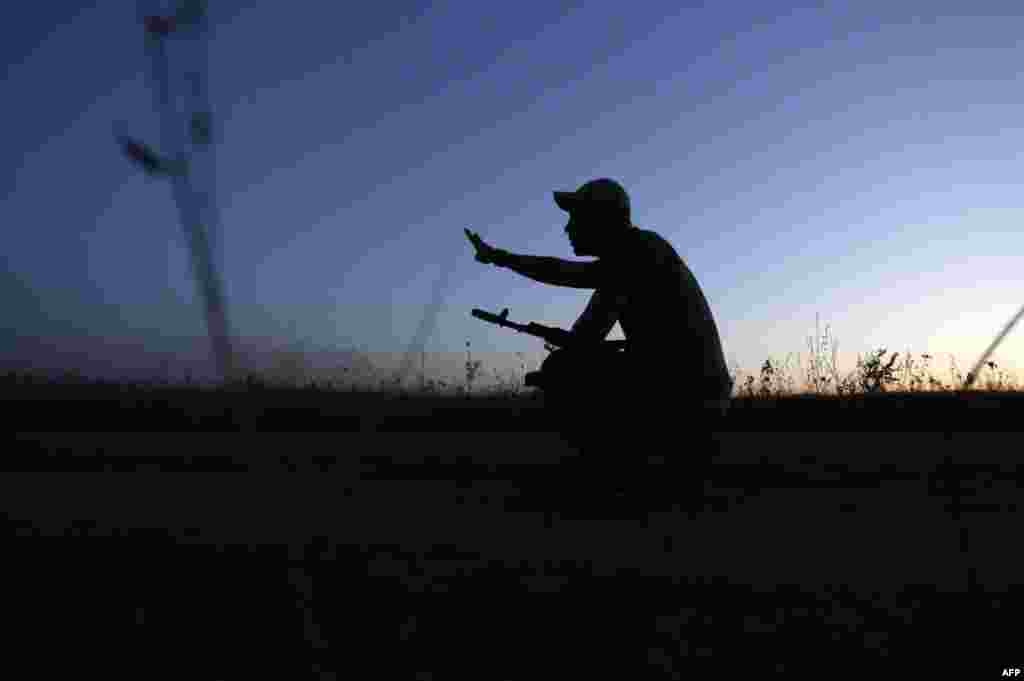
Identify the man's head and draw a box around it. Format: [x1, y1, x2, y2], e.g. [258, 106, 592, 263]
[553, 178, 632, 257]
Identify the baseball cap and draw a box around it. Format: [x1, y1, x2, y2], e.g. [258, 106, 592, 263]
[553, 178, 630, 220]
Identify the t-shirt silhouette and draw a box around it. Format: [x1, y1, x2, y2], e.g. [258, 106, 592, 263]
[536, 224, 732, 399]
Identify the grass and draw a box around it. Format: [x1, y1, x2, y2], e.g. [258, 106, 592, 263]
[729, 314, 1020, 400]
[3, 314, 1020, 401]
[6, 326, 1016, 680]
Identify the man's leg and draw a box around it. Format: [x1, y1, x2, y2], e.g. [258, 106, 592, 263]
[531, 346, 635, 472]
[535, 346, 622, 412]
[610, 362, 729, 511]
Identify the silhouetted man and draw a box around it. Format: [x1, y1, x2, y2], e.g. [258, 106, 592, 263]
[466, 177, 731, 418]
[466, 178, 734, 508]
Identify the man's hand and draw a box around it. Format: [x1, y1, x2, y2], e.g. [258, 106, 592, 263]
[464, 228, 502, 265]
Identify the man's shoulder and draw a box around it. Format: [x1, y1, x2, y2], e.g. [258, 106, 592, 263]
[629, 225, 669, 245]
[626, 226, 681, 260]
[599, 226, 680, 272]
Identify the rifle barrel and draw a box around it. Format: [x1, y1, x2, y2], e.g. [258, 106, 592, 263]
[472, 307, 627, 351]
[471, 308, 511, 325]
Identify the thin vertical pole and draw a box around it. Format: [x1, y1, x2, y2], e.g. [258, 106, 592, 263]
[148, 13, 236, 384]
[962, 304, 1024, 389]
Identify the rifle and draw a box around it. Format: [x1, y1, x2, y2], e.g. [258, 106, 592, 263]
[471, 308, 627, 352]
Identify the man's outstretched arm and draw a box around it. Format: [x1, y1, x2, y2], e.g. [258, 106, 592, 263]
[492, 249, 603, 289]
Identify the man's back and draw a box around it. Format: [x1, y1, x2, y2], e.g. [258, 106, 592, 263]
[603, 226, 732, 400]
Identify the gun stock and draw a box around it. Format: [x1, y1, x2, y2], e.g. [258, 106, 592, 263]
[524, 322, 574, 348]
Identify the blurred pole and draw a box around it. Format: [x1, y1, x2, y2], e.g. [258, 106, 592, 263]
[145, 4, 236, 385]
[392, 253, 457, 388]
[962, 304, 1024, 390]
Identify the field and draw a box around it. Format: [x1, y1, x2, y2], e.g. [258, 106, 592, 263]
[3, 331, 1022, 678]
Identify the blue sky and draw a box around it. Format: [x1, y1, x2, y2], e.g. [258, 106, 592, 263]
[5, 1, 1024, 390]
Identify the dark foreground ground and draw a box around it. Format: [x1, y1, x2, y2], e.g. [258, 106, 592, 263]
[3, 382, 1022, 678]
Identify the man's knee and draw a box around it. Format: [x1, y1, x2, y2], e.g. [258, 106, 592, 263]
[538, 347, 622, 392]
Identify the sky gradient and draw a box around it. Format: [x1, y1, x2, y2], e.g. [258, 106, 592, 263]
[5, 1, 1024, 391]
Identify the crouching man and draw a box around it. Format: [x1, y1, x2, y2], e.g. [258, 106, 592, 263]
[464, 178, 733, 503]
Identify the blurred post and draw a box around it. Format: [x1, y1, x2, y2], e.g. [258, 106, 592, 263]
[141, 2, 237, 385]
[963, 303, 1024, 390]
